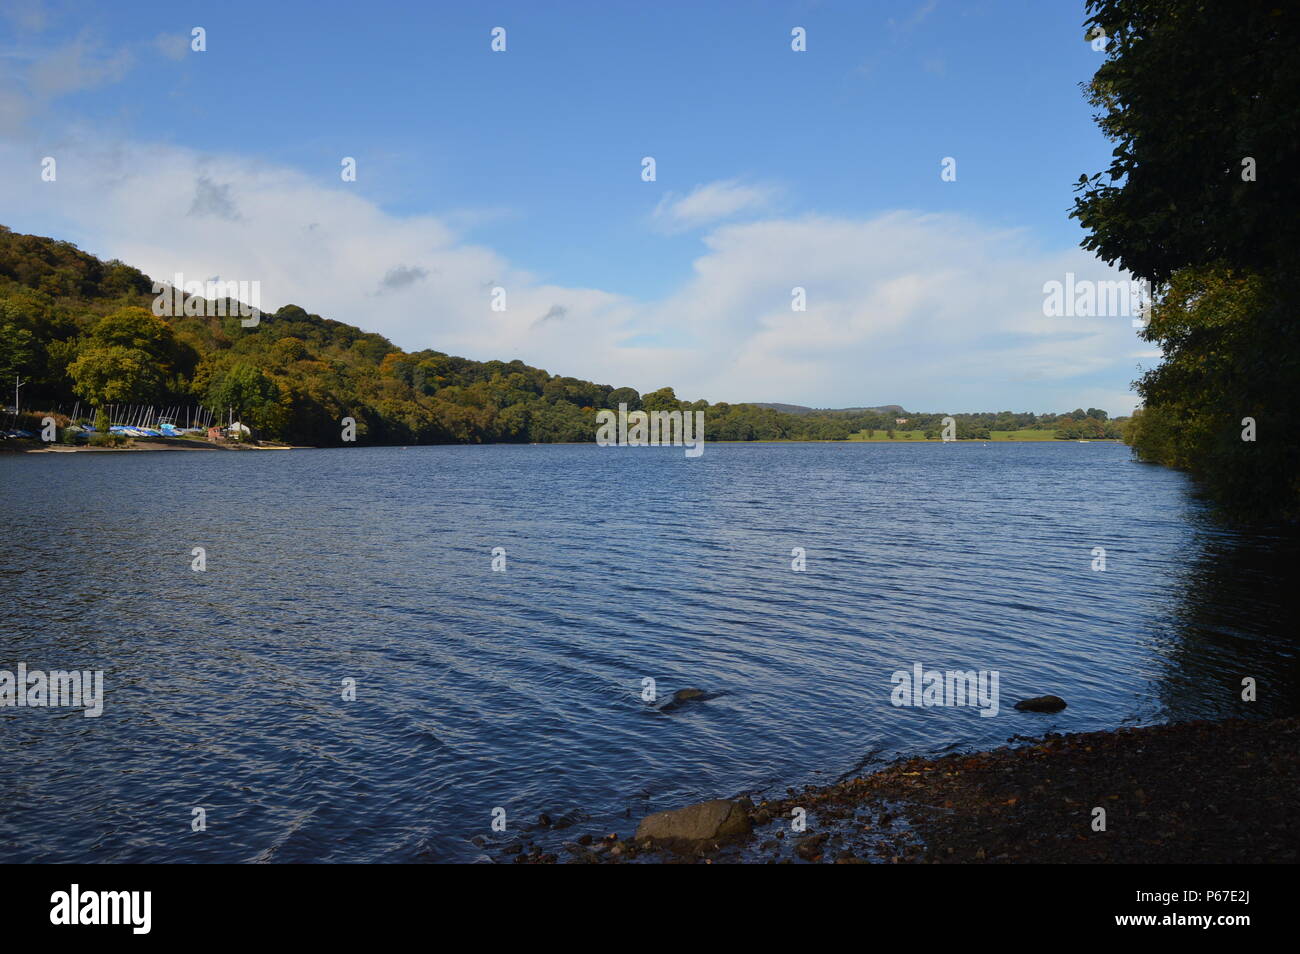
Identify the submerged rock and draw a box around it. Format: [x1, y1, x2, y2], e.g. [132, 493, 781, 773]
[1014, 695, 1068, 713]
[794, 832, 830, 861]
[657, 687, 711, 712]
[635, 799, 752, 847]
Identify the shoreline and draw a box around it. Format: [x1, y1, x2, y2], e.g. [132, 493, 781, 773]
[495, 716, 1298, 864]
[2, 437, 305, 453]
[3, 437, 1125, 455]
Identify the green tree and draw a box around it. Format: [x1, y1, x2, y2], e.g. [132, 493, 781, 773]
[1073, 0, 1300, 519]
[89, 306, 196, 376]
[68, 344, 166, 407]
[607, 386, 641, 411]
[0, 321, 34, 378]
[642, 387, 680, 412]
[1072, 1, 1300, 283]
[207, 362, 285, 436]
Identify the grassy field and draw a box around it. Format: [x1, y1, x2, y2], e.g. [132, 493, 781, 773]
[847, 429, 1065, 442]
[988, 429, 1061, 441]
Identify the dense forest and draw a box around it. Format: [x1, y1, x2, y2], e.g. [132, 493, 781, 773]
[1, 226, 1119, 446]
[1076, 0, 1299, 520]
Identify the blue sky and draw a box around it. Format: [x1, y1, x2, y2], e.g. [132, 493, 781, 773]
[1, 0, 1149, 414]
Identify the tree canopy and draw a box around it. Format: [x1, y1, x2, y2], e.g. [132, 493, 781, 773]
[1073, 1, 1300, 284]
[1075, 0, 1300, 520]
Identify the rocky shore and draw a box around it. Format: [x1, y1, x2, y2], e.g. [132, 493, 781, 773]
[495, 717, 1299, 864]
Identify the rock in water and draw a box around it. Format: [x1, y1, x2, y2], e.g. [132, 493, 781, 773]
[794, 833, 829, 861]
[635, 799, 752, 847]
[657, 688, 710, 712]
[1014, 695, 1067, 712]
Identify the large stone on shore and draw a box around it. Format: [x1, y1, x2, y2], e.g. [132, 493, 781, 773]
[635, 799, 752, 846]
[1014, 695, 1067, 712]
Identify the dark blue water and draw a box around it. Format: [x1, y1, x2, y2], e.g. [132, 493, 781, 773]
[1, 442, 1296, 862]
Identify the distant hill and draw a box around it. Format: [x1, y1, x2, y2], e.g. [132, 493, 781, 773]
[0, 225, 1124, 446]
[0, 226, 894, 444]
[751, 403, 907, 417]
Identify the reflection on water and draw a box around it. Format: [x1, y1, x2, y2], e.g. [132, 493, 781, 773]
[0, 442, 1293, 862]
[1152, 522, 1300, 721]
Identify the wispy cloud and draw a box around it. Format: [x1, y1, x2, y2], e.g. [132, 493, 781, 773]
[0, 30, 137, 133]
[26, 35, 133, 98]
[1, 0, 50, 32]
[652, 179, 779, 233]
[153, 32, 189, 62]
[889, 0, 939, 35]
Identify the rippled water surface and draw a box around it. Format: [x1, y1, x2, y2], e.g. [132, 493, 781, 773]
[2, 442, 1296, 862]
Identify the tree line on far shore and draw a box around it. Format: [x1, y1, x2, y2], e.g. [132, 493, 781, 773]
[1, 226, 1120, 448]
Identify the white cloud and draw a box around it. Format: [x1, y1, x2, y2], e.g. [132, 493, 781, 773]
[153, 32, 189, 62]
[633, 212, 1145, 412]
[0, 30, 138, 134]
[0, 135, 1144, 416]
[26, 35, 133, 98]
[0, 134, 638, 375]
[652, 179, 778, 233]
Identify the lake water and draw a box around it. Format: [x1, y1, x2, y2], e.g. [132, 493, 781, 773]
[1, 441, 1296, 862]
